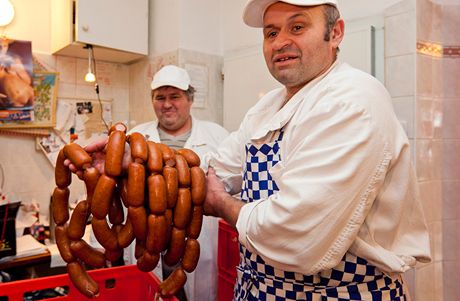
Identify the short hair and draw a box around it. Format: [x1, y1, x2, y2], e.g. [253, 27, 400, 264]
[322, 5, 340, 42]
[151, 85, 196, 102]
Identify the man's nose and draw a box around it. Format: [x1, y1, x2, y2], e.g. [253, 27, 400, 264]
[273, 30, 292, 51]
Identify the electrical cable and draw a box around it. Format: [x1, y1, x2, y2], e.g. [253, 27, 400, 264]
[89, 45, 109, 133]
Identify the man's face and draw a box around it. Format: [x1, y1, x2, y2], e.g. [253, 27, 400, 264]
[262, 3, 339, 92]
[152, 86, 192, 133]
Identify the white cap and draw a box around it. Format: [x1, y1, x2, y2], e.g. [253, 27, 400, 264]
[151, 65, 191, 91]
[243, 0, 339, 27]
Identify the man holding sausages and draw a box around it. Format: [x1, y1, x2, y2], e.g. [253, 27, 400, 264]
[128, 64, 229, 301]
[203, 0, 431, 300]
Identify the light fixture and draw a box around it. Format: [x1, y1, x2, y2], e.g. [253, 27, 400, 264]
[0, 0, 15, 27]
[84, 44, 96, 83]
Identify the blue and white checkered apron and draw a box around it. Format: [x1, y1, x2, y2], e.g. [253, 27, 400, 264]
[235, 130, 408, 301]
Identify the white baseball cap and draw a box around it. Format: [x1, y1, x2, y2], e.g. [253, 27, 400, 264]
[243, 0, 339, 27]
[151, 65, 191, 91]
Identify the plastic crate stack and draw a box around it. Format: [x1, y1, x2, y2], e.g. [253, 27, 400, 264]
[217, 219, 240, 301]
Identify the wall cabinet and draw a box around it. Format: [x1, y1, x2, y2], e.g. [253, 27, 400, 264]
[51, 0, 148, 64]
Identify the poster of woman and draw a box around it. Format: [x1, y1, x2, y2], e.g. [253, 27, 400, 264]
[0, 38, 34, 121]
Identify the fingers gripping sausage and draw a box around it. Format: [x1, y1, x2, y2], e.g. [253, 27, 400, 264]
[181, 238, 200, 273]
[67, 261, 99, 298]
[52, 187, 70, 226]
[159, 267, 187, 298]
[190, 166, 206, 206]
[63, 143, 92, 170]
[175, 154, 191, 187]
[55, 149, 71, 188]
[105, 130, 126, 177]
[129, 132, 148, 163]
[148, 174, 167, 215]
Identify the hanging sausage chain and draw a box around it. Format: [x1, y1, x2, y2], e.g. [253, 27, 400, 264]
[52, 123, 205, 299]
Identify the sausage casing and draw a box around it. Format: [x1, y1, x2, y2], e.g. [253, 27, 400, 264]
[159, 144, 176, 167]
[175, 154, 191, 187]
[67, 261, 99, 298]
[181, 238, 200, 273]
[70, 239, 106, 268]
[117, 219, 135, 248]
[52, 187, 70, 226]
[108, 190, 124, 225]
[163, 227, 186, 266]
[147, 141, 163, 173]
[55, 149, 71, 188]
[91, 217, 119, 251]
[176, 149, 200, 167]
[105, 130, 126, 177]
[190, 166, 206, 206]
[163, 166, 178, 209]
[126, 162, 146, 207]
[63, 143, 92, 170]
[82, 167, 100, 207]
[159, 267, 187, 298]
[54, 225, 75, 263]
[91, 174, 116, 219]
[128, 206, 148, 241]
[173, 188, 192, 229]
[186, 205, 203, 239]
[129, 132, 148, 163]
[146, 214, 167, 254]
[148, 174, 167, 215]
[137, 251, 160, 272]
[67, 200, 89, 241]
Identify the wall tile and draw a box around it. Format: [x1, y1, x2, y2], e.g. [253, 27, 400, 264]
[55, 56, 76, 84]
[415, 139, 443, 181]
[442, 180, 460, 220]
[414, 263, 435, 301]
[441, 5, 460, 45]
[385, 10, 416, 57]
[416, 54, 433, 97]
[392, 96, 415, 138]
[418, 180, 442, 223]
[417, 0, 443, 42]
[385, 54, 415, 97]
[443, 261, 460, 301]
[384, 0, 415, 17]
[443, 220, 460, 260]
[442, 99, 460, 139]
[441, 58, 460, 98]
[442, 139, 460, 180]
[415, 97, 442, 139]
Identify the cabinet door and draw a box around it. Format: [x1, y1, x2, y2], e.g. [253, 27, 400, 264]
[76, 0, 148, 55]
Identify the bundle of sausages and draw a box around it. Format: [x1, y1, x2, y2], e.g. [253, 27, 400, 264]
[52, 123, 205, 299]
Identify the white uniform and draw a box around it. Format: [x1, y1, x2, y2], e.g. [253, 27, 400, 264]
[129, 116, 229, 301]
[208, 61, 431, 279]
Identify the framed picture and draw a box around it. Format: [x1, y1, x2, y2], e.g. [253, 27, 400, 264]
[0, 71, 59, 128]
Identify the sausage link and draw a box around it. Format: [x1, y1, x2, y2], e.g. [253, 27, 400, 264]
[146, 141, 163, 173]
[176, 149, 201, 167]
[117, 178, 129, 207]
[135, 239, 146, 260]
[82, 167, 100, 208]
[159, 267, 187, 298]
[67, 200, 89, 241]
[91, 174, 116, 219]
[67, 261, 99, 298]
[54, 225, 75, 263]
[181, 238, 200, 273]
[175, 154, 191, 187]
[128, 206, 148, 241]
[105, 130, 126, 177]
[137, 250, 160, 272]
[163, 227, 186, 266]
[108, 190, 124, 225]
[159, 143, 176, 167]
[146, 214, 167, 254]
[52, 187, 70, 225]
[117, 219, 135, 248]
[70, 239, 106, 268]
[164, 209, 173, 249]
[190, 166, 206, 206]
[173, 188, 192, 229]
[186, 205, 203, 239]
[127, 162, 146, 207]
[147, 174, 167, 214]
[55, 149, 71, 188]
[104, 248, 123, 263]
[108, 122, 127, 135]
[129, 132, 148, 163]
[163, 166, 178, 208]
[91, 217, 119, 251]
[63, 143, 92, 170]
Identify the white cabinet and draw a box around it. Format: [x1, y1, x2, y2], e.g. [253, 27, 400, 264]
[51, 0, 148, 63]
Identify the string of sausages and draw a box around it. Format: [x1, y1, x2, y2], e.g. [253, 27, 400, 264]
[52, 123, 205, 299]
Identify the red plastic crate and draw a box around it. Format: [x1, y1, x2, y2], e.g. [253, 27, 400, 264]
[217, 219, 239, 278]
[218, 271, 236, 301]
[0, 264, 178, 301]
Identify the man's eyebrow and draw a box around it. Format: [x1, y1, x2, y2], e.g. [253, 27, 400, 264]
[263, 12, 307, 29]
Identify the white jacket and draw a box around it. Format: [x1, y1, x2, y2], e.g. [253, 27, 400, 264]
[129, 116, 229, 301]
[209, 61, 431, 276]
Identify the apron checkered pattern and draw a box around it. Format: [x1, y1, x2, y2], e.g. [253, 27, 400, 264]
[235, 130, 407, 301]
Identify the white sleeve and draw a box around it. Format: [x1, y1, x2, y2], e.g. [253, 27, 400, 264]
[236, 100, 391, 275]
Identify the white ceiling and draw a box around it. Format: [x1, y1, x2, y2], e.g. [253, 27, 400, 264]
[338, 0, 404, 20]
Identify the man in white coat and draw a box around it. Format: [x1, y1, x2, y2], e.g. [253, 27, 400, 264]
[128, 65, 229, 301]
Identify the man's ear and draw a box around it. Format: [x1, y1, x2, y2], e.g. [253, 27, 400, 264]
[331, 19, 345, 48]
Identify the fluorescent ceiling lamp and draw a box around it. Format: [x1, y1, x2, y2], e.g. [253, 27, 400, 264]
[0, 0, 15, 27]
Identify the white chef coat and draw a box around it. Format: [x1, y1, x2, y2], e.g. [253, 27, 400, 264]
[208, 61, 431, 277]
[129, 116, 229, 301]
